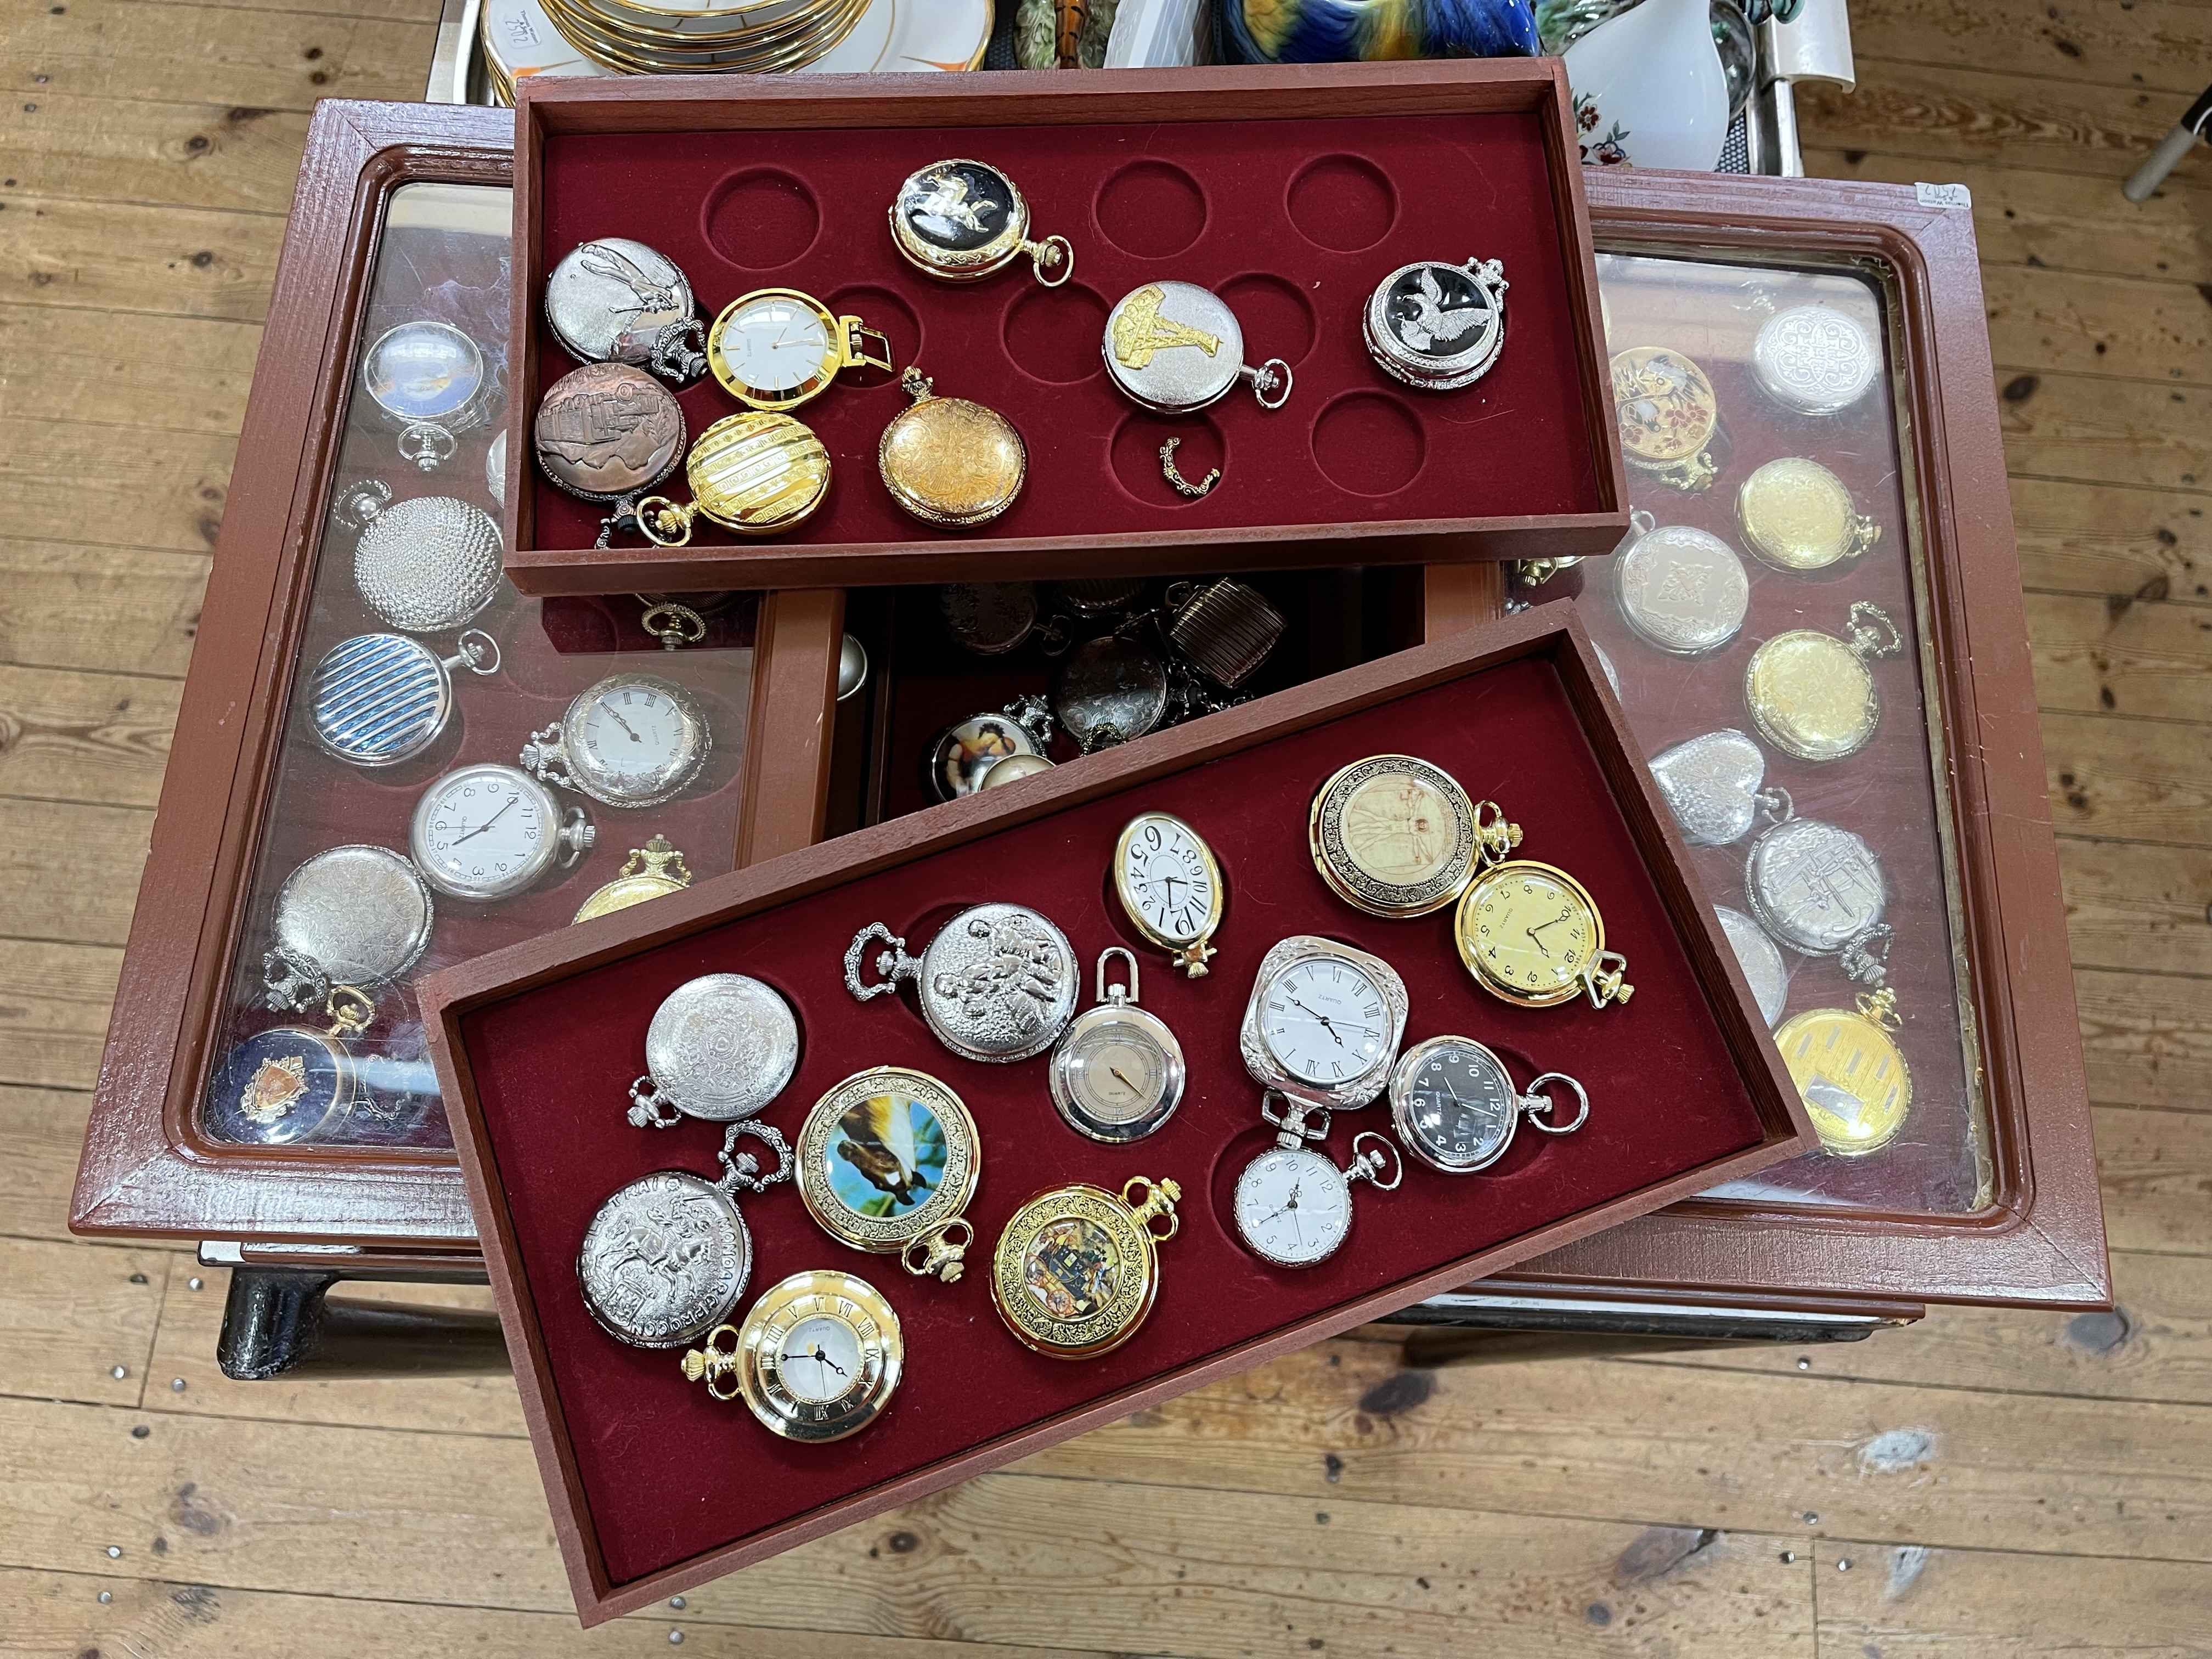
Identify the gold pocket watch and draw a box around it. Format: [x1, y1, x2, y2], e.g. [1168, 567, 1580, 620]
[1610, 345, 1722, 493]
[890, 158, 1073, 287]
[1743, 600, 1905, 763]
[797, 1067, 981, 1283]
[878, 368, 1028, 527]
[682, 1270, 902, 1443]
[706, 287, 894, 413]
[1308, 754, 1520, 919]
[1454, 859, 1633, 1010]
[1775, 987, 1912, 1156]
[992, 1176, 1179, 1359]
[1736, 457, 1881, 573]
[1113, 810, 1226, 976]
[572, 835, 692, 923]
[635, 410, 830, 545]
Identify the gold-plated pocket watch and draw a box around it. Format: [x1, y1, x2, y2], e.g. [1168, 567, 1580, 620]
[1308, 755, 1520, 920]
[1736, 456, 1881, 573]
[1454, 859, 1632, 1010]
[683, 1270, 902, 1443]
[1050, 949, 1187, 1144]
[572, 835, 692, 923]
[1743, 600, 1905, 763]
[706, 287, 894, 413]
[1775, 987, 1912, 1156]
[635, 411, 831, 545]
[798, 1066, 980, 1283]
[204, 985, 377, 1146]
[991, 1175, 1180, 1359]
[1114, 810, 1225, 977]
[878, 368, 1028, 527]
[890, 158, 1073, 287]
[1610, 345, 1721, 492]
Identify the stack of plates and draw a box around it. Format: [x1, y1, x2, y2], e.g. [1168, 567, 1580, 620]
[479, 0, 991, 98]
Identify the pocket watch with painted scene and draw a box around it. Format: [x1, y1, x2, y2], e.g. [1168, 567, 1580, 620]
[798, 1066, 981, 1283]
[706, 287, 894, 413]
[521, 673, 711, 809]
[1308, 754, 1520, 919]
[992, 1175, 1180, 1359]
[409, 763, 594, 903]
[1455, 860, 1633, 1010]
[1113, 810, 1224, 977]
[1240, 935, 1409, 1111]
[682, 1270, 902, 1443]
[890, 157, 1073, 287]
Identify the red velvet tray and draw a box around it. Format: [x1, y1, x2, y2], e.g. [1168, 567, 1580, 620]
[500, 63, 1629, 596]
[422, 610, 1808, 1621]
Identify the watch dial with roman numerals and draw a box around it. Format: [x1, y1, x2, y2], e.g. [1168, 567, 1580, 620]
[1258, 957, 1390, 1087]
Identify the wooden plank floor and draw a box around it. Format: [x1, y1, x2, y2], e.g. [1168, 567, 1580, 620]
[5, 1, 2211, 1651]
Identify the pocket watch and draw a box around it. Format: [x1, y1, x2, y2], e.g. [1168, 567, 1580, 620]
[337, 482, 504, 635]
[261, 844, 436, 1013]
[927, 698, 1056, 802]
[1054, 576, 1148, 619]
[1104, 281, 1293, 413]
[533, 362, 686, 544]
[625, 973, 801, 1130]
[1744, 601, 1905, 763]
[682, 1270, 902, 1442]
[1736, 457, 1880, 573]
[890, 157, 1073, 287]
[1052, 633, 1170, 752]
[1716, 903, 1790, 1028]
[308, 629, 500, 770]
[940, 582, 1057, 656]
[706, 287, 895, 413]
[359, 319, 493, 472]
[1751, 303, 1880, 416]
[1611, 345, 1720, 492]
[1232, 1093, 1401, 1268]
[573, 834, 692, 923]
[521, 673, 711, 809]
[576, 1119, 793, 1349]
[1743, 810, 1893, 984]
[798, 1066, 980, 1281]
[1240, 935, 1409, 1110]
[1776, 986, 1911, 1156]
[635, 410, 832, 545]
[1389, 1036, 1588, 1175]
[1308, 754, 1519, 920]
[1114, 811, 1224, 977]
[1363, 256, 1509, 391]
[1455, 859, 1633, 1010]
[1615, 518, 1750, 656]
[878, 367, 1028, 527]
[1050, 949, 1187, 1143]
[409, 762, 594, 902]
[486, 428, 506, 508]
[1163, 578, 1286, 690]
[845, 902, 1079, 1064]
[1646, 729, 1789, 848]
[545, 237, 707, 383]
[979, 752, 1055, 788]
[204, 986, 376, 1146]
[991, 1175, 1180, 1359]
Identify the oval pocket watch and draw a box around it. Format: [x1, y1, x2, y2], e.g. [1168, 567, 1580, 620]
[1745, 600, 1905, 763]
[1240, 935, 1409, 1111]
[927, 699, 1056, 802]
[1104, 281, 1293, 413]
[359, 319, 492, 472]
[706, 287, 895, 413]
[1647, 729, 1789, 848]
[992, 1175, 1180, 1359]
[409, 761, 594, 903]
[1308, 754, 1518, 920]
[545, 237, 707, 384]
[1114, 810, 1224, 977]
[1455, 859, 1633, 1010]
[533, 362, 686, 543]
[635, 410, 831, 545]
[1233, 1093, 1401, 1269]
[205, 985, 376, 1146]
[1389, 1036, 1588, 1175]
[1615, 518, 1750, 657]
[798, 1066, 981, 1282]
[338, 483, 504, 635]
[1777, 986, 1911, 1156]
[577, 1119, 793, 1350]
[573, 834, 692, 923]
[1736, 456, 1880, 573]
[261, 844, 435, 1013]
[878, 367, 1027, 527]
[1744, 811, 1893, 984]
[1051, 949, 1187, 1144]
[682, 1270, 902, 1443]
[521, 673, 711, 809]
[1364, 256, 1508, 391]
[890, 157, 1073, 287]
[1611, 345, 1721, 492]
[309, 629, 500, 770]
[845, 902, 1079, 1064]
[625, 973, 800, 1130]
[1752, 302, 1880, 416]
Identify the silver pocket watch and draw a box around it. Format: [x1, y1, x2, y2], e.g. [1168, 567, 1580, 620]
[1232, 1091, 1402, 1268]
[359, 319, 495, 472]
[1104, 281, 1293, 413]
[845, 902, 1079, 1064]
[626, 974, 802, 1130]
[336, 481, 505, 636]
[1364, 257, 1509, 391]
[1049, 948, 1186, 1143]
[1615, 512, 1751, 657]
[1743, 809, 1893, 985]
[1387, 1036, 1587, 1175]
[261, 844, 436, 1012]
[1751, 302, 1879, 416]
[409, 762, 594, 903]
[1716, 903, 1790, 1028]
[521, 673, 712, 809]
[576, 1119, 793, 1350]
[1646, 729, 1789, 848]
[308, 630, 500, 769]
[1240, 935, 1409, 1112]
[1052, 633, 1171, 753]
[545, 238, 707, 385]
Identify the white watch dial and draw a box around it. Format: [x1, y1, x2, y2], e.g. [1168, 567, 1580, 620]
[415, 766, 549, 899]
[1234, 1146, 1350, 1267]
[777, 1312, 862, 1404]
[1257, 957, 1389, 1086]
[574, 679, 695, 799]
[1120, 815, 1214, 944]
[731, 297, 831, 394]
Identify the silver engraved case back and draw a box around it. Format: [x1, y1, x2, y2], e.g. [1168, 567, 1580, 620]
[641, 974, 800, 1123]
[270, 844, 435, 992]
[352, 496, 504, 634]
[576, 1171, 751, 1348]
[1745, 816, 1887, 956]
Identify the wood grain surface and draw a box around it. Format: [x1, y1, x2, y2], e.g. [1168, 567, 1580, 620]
[5, 2, 2210, 1650]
